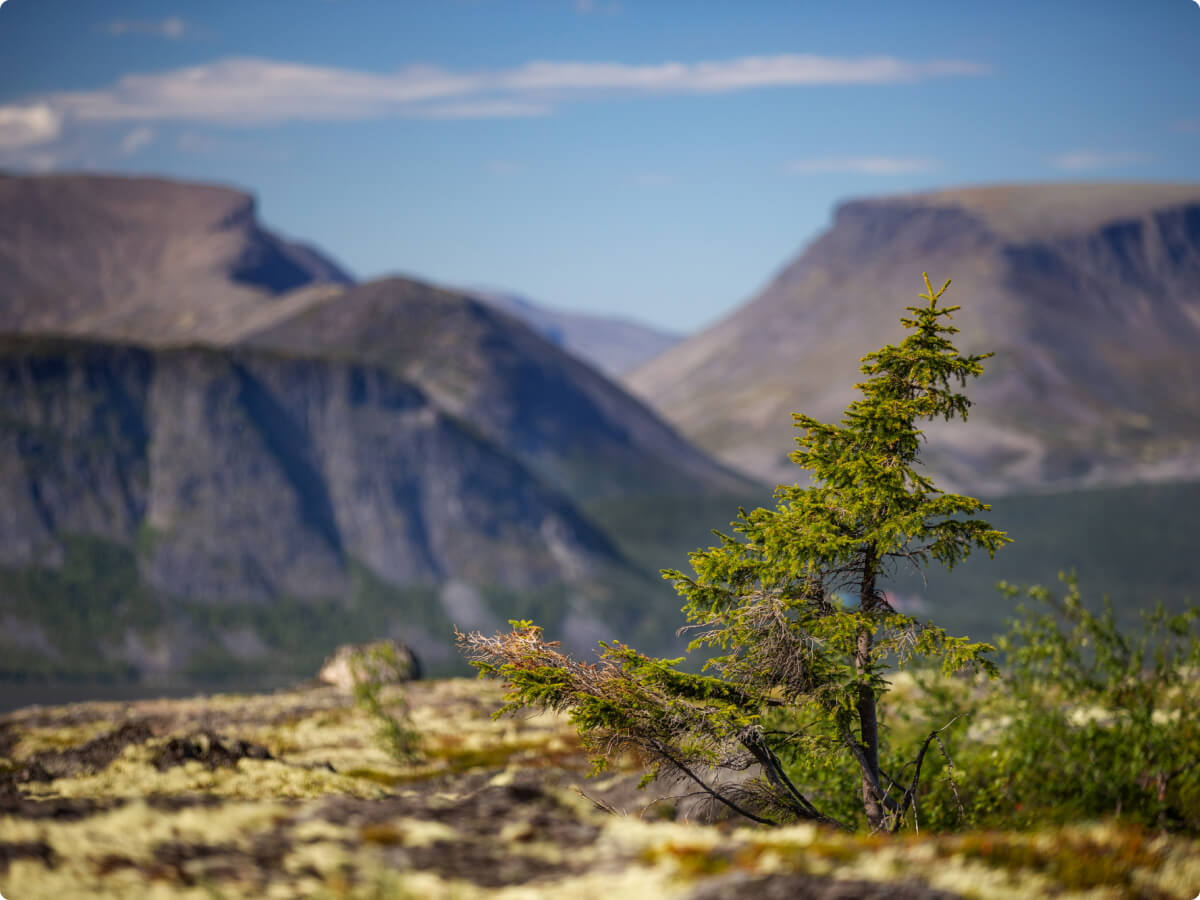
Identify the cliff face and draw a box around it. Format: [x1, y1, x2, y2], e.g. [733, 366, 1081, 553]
[0, 335, 650, 678]
[627, 183, 1200, 493]
[0, 339, 152, 566]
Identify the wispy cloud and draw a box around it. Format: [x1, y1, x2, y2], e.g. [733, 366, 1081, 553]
[786, 156, 938, 175]
[497, 55, 988, 93]
[1, 52, 989, 130]
[1170, 119, 1200, 134]
[0, 104, 62, 149]
[119, 126, 155, 155]
[415, 100, 550, 119]
[0, 53, 989, 168]
[1049, 150, 1151, 171]
[37, 59, 520, 125]
[101, 17, 191, 39]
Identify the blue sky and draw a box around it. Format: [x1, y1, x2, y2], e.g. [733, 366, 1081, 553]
[1, 0, 1198, 332]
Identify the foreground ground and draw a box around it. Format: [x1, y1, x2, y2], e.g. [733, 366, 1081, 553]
[1, 677, 1197, 899]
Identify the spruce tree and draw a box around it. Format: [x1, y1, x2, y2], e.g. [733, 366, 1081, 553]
[459, 275, 1009, 832]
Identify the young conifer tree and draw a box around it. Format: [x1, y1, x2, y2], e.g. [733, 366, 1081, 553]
[458, 275, 1010, 832]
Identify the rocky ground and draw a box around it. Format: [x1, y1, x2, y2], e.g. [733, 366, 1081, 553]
[1, 678, 1197, 899]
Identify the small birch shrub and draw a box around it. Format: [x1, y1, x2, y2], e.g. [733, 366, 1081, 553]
[351, 644, 421, 763]
[946, 576, 1200, 831]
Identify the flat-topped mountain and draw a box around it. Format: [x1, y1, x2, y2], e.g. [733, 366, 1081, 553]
[627, 182, 1200, 493]
[0, 173, 352, 344]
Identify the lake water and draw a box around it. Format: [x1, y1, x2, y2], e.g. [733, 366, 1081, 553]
[0, 675, 305, 715]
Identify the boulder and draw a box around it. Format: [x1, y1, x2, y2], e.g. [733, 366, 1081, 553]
[317, 640, 422, 690]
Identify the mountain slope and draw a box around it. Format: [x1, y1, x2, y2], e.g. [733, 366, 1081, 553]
[466, 288, 682, 377]
[0, 173, 353, 345]
[627, 183, 1200, 493]
[243, 277, 750, 505]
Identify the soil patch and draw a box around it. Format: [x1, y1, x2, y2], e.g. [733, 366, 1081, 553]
[309, 769, 605, 888]
[150, 732, 274, 771]
[21, 721, 155, 781]
[0, 779, 122, 820]
[0, 721, 17, 758]
[687, 873, 965, 899]
[0, 839, 57, 874]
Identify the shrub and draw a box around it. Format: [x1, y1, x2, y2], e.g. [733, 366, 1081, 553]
[969, 576, 1200, 831]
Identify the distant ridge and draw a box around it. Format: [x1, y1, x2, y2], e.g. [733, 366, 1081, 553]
[465, 288, 682, 377]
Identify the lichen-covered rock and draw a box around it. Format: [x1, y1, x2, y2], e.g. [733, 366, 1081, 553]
[317, 639, 422, 690]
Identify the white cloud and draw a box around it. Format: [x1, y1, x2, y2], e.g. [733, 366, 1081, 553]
[0, 53, 988, 167]
[47, 59, 482, 124]
[0, 104, 63, 149]
[0, 52, 989, 133]
[102, 17, 190, 39]
[414, 100, 550, 119]
[787, 156, 938, 175]
[498, 55, 987, 94]
[119, 125, 155, 155]
[1050, 150, 1150, 171]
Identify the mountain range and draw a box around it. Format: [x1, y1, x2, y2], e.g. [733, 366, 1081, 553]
[0, 174, 756, 685]
[4, 173, 1200, 692]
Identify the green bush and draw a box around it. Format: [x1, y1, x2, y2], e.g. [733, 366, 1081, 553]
[902, 575, 1200, 833]
[351, 643, 421, 763]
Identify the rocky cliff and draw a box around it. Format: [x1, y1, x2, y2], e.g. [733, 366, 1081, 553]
[0, 335, 663, 679]
[627, 183, 1200, 493]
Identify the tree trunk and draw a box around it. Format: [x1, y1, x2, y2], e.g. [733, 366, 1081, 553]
[857, 562, 886, 831]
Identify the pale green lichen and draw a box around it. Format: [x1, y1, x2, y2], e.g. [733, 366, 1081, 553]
[4, 679, 1200, 899]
